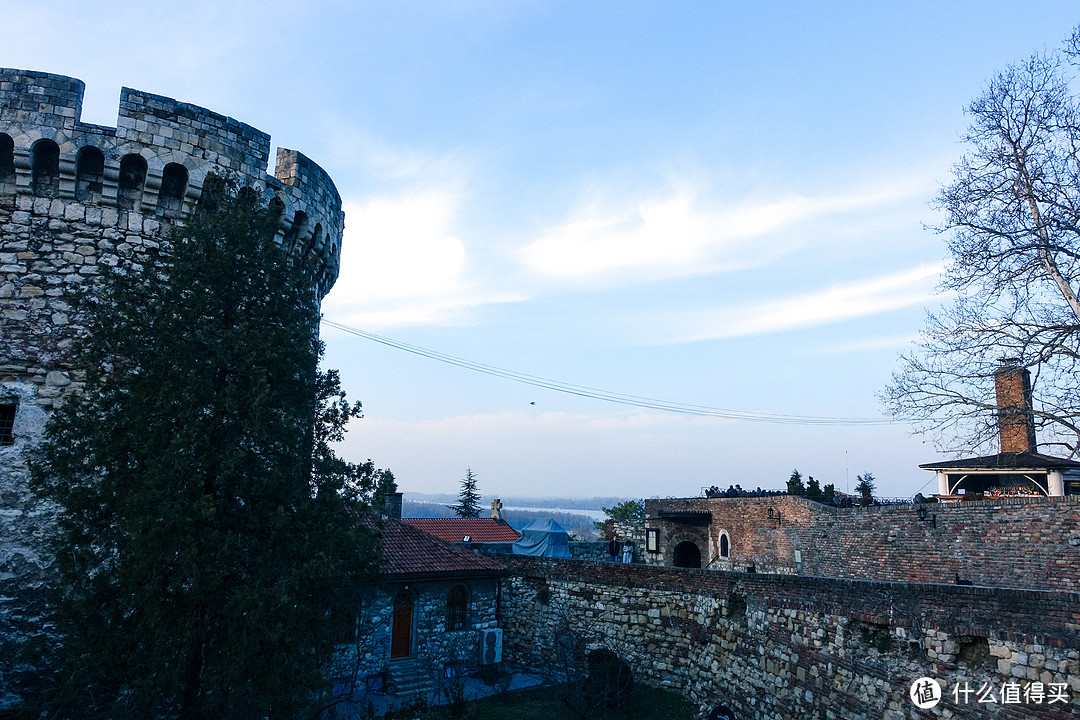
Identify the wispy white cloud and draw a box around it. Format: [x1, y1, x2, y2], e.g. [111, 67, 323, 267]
[656, 263, 945, 343]
[323, 194, 524, 327]
[340, 194, 467, 301]
[522, 182, 920, 283]
[318, 120, 475, 188]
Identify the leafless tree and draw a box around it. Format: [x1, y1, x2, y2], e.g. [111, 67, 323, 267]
[538, 608, 642, 720]
[884, 29, 1080, 457]
[310, 598, 390, 720]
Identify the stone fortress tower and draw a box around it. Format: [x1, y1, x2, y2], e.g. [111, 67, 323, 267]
[0, 69, 345, 703]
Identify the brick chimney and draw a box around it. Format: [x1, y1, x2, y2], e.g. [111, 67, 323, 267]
[385, 492, 403, 521]
[994, 362, 1037, 453]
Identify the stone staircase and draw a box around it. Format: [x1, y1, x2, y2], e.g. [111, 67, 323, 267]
[388, 658, 437, 697]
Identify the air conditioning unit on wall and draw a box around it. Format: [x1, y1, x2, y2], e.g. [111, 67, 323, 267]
[478, 627, 503, 665]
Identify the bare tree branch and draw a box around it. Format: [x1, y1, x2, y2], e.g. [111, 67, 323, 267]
[884, 38, 1080, 457]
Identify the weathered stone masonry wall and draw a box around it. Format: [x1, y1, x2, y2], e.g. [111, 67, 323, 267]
[498, 555, 1080, 719]
[328, 578, 499, 687]
[0, 68, 345, 706]
[646, 495, 1080, 591]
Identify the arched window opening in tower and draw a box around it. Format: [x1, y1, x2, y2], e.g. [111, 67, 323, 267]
[305, 222, 322, 256]
[237, 185, 259, 205]
[75, 147, 105, 204]
[0, 133, 15, 192]
[267, 197, 285, 226]
[285, 210, 308, 255]
[117, 154, 147, 211]
[31, 139, 60, 198]
[156, 162, 188, 217]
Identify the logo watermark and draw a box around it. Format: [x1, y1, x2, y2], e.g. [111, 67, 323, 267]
[910, 678, 1071, 708]
[909, 677, 941, 709]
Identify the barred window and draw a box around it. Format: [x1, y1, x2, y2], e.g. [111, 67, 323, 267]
[330, 600, 361, 646]
[0, 404, 16, 446]
[446, 585, 468, 631]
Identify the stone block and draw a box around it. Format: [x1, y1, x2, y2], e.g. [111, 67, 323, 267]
[44, 371, 69, 387]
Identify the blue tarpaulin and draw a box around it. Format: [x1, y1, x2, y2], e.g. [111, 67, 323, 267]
[511, 518, 572, 558]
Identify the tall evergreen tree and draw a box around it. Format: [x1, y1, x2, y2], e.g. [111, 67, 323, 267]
[855, 472, 877, 507]
[447, 466, 482, 518]
[822, 483, 836, 506]
[30, 178, 379, 720]
[371, 468, 399, 517]
[786, 469, 806, 496]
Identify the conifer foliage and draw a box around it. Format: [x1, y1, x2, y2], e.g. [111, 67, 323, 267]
[448, 466, 482, 518]
[30, 178, 379, 720]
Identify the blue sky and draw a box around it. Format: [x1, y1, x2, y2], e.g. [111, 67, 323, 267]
[8, 1, 1080, 498]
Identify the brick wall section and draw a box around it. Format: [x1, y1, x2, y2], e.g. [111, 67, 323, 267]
[996, 365, 1036, 453]
[645, 495, 1080, 591]
[497, 554, 1080, 719]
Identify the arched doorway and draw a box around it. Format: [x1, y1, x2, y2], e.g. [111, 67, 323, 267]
[391, 588, 414, 659]
[673, 541, 702, 568]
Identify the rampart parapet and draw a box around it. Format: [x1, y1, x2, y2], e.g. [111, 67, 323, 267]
[0, 68, 343, 295]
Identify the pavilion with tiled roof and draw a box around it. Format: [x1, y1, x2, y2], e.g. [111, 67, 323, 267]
[921, 451, 1080, 497]
[921, 365, 1080, 498]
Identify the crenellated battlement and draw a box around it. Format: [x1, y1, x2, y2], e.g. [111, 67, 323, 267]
[0, 68, 343, 295]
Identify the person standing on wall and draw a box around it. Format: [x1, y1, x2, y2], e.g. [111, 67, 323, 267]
[622, 539, 633, 564]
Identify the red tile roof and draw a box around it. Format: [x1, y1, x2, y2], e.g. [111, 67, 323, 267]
[379, 520, 504, 580]
[402, 517, 523, 544]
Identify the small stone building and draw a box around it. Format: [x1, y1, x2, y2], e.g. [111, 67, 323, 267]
[329, 508, 505, 698]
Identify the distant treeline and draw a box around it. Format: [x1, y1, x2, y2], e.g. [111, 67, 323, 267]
[401, 500, 602, 540]
[405, 492, 631, 512]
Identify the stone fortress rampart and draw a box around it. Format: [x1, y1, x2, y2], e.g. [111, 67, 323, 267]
[498, 554, 1080, 719]
[645, 494, 1080, 592]
[0, 69, 345, 706]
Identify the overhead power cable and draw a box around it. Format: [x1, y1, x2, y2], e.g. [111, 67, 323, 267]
[321, 318, 899, 426]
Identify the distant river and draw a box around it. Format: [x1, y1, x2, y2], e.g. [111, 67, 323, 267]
[501, 506, 607, 521]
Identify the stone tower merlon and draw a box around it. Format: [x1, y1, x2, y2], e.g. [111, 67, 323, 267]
[0, 68, 344, 296]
